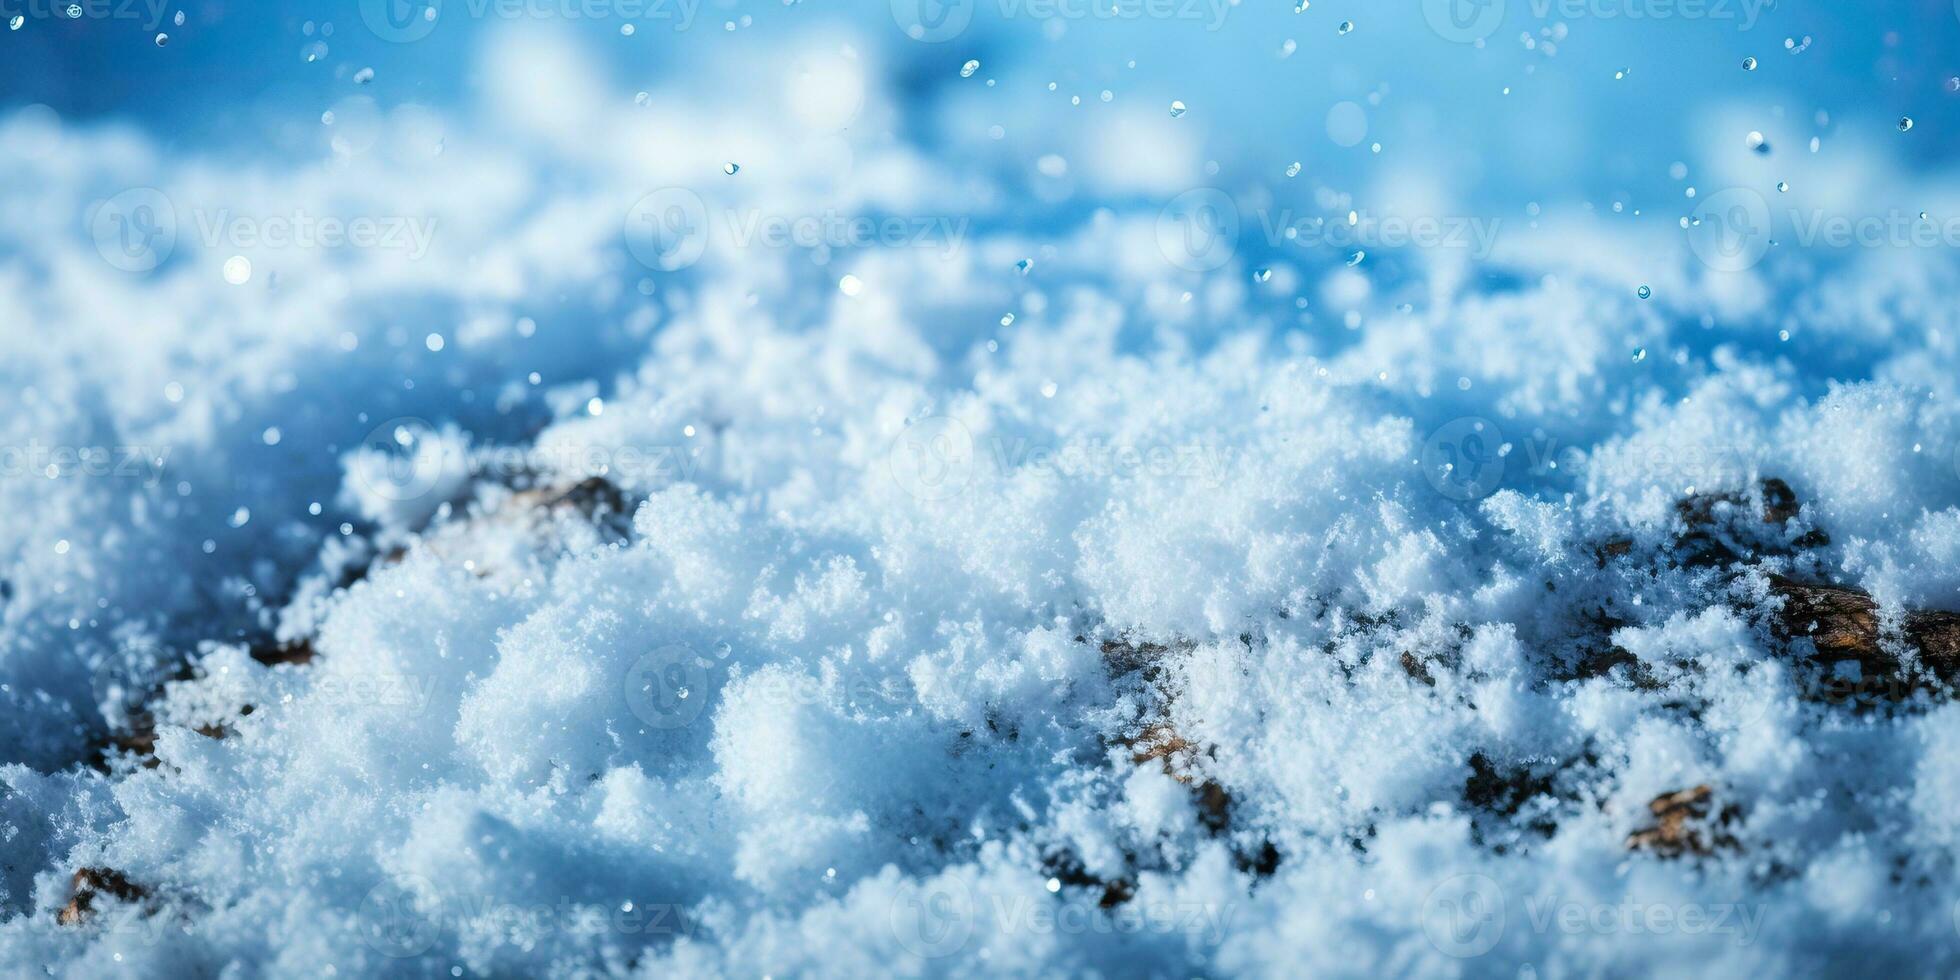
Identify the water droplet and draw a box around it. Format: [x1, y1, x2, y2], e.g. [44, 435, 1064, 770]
[1292, 0, 1308, 10]
[1016, 258, 1034, 274]
[960, 59, 979, 78]
[353, 67, 374, 84]
[222, 255, 252, 285]
[154, 32, 168, 46]
[1337, 20, 1353, 34]
[713, 641, 732, 659]
[229, 506, 251, 528]
[1252, 267, 1272, 283]
[1636, 285, 1651, 299]
[634, 91, 651, 107]
[1745, 131, 1769, 154]
[1741, 56, 1757, 71]
[1899, 116, 1914, 132]
[619, 23, 634, 35]
[7, 14, 21, 29]
[1285, 161, 1301, 177]
[723, 162, 739, 175]
[999, 313, 1014, 326]
[1776, 181, 1789, 192]
[1169, 100, 1186, 117]
[1632, 347, 1648, 362]
[1346, 250, 1365, 266]
[1039, 381, 1058, 398]
[174, 10, 184, 25]
[65, 3, 81, 17]
[838, 274, 863, 296]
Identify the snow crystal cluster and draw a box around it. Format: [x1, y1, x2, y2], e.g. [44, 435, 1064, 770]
[4, 25, 1960, 980]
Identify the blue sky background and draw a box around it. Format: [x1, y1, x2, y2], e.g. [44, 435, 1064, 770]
[7, 0, 1960, 211]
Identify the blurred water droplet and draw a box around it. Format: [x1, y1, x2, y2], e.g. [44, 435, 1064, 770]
[1899, 116, 1914, 132]
[723, 162, 739, 174]
[223, 255, 252, 285]
[1337, 20, 1353, 34]
[634, 91, 651, 106]
[1285, 161, 1301, 177]
[1632, 347, 1648, 362]
[154, 32, 168, 46]
[1293, 0, 1308, 10]
[619, 23, 634, 35]
[7, 14, 21, 28]
[64, 3, 81, 17]
[353, 67, 374, 84]
[174, 10, 184, 25]
[1040, 381, 1058, 398]
[1636, 285, 1651, 299]
[999, 313, 1014, 326]
[1169, 100, 1186, 117]
[1252, 267, 1271, 283]
[960, 59, 979, 78]
[1016, 258, 1034, 274]
[1347, 250, 1365, 266]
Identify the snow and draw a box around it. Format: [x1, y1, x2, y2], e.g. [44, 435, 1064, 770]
[4, 16, 1960, 980]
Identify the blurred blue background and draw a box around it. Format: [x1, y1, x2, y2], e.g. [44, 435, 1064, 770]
[6, 0, 1959, 213]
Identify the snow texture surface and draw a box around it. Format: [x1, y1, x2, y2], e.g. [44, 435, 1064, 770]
[6, 10, 1960, 979]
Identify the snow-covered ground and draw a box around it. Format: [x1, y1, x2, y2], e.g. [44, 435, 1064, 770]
[6, 8, 1960, 977]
